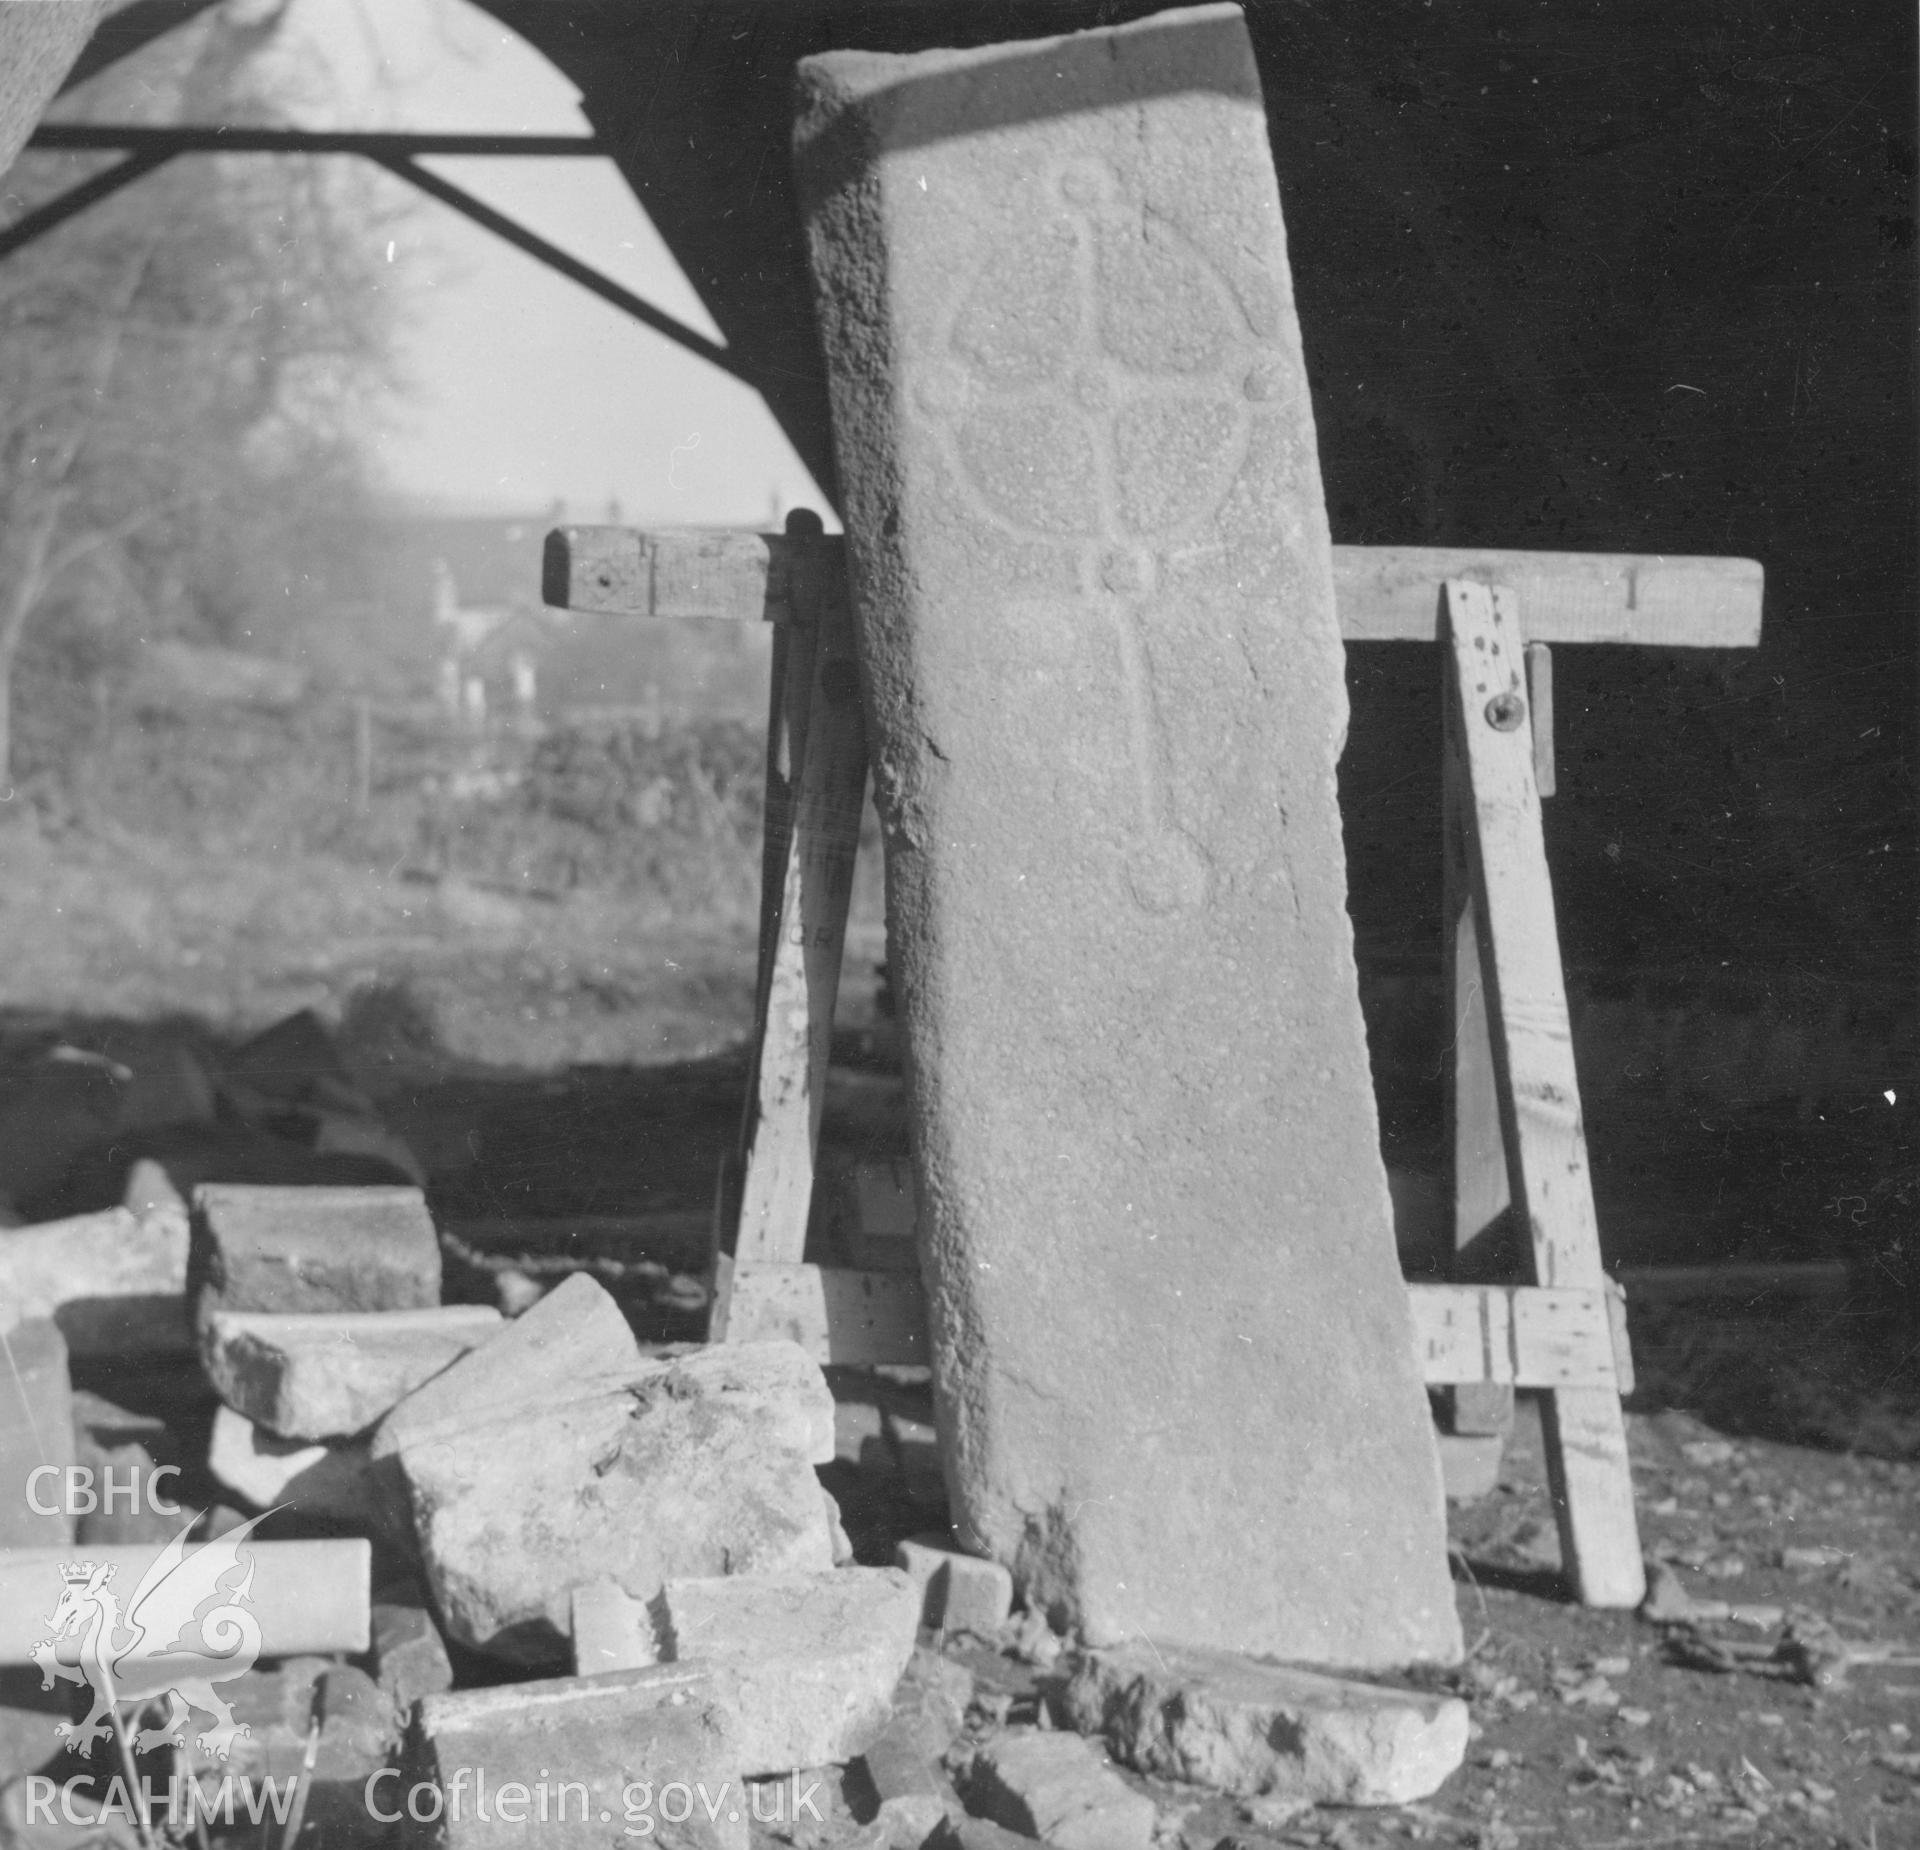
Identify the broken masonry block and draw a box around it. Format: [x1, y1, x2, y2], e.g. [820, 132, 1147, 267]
[1, 1205, 189, 1355]
[190, 1183, 440, 1332]
[372, 1272, 638, 1456]
[371, 1597, 456, 1716]
[658, 1568, 922, 1776]
[894, 1535, 1014, 1638]
[203, 1303, 502, 1442]
[962, 1732, 1155, 1850]
[381, 1323, 835, 1664]
[412, 1666, 744, 1850]
[1062, 1640, 1469, 1805]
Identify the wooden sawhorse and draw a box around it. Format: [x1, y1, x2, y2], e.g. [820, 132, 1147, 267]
[544, 523, 1762, 1609]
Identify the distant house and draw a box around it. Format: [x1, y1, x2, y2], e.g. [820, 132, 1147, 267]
[383, 508, 770, 726]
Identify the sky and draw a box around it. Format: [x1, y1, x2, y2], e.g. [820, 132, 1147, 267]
[262, 0, 830, 525]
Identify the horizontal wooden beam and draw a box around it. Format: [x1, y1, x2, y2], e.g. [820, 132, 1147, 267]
[1333, 547, 1761, 647]
[1412, 1280, 1633, 1393]
[545, 528, 1763, 650]
[544, 527, 802, 623]
[712, 1259, 1628, 1390]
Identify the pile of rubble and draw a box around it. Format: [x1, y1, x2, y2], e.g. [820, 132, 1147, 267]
[0, 1008, 429, 1237]
[1, 1167, 1469, 1850]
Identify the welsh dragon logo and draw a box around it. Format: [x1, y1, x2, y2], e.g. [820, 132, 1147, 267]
[31, 1513, 268, 1759]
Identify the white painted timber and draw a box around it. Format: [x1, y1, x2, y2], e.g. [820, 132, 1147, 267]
[545, 528, 1763, 650]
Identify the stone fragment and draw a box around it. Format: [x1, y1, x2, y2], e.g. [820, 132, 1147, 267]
[660, 1569, 921, 1775]
[856, 1719, 960, 1844]
[370, 1599, 455, 1716]
[313, 1112, 428, 1186]
[824, 1486, 855, 1565]
[963, 1733, 1154, 1850]
[572, 1578, 661, 1675]
[1436, 1431, 1504, 1504]
[889, 1648, 975, 1761]
[203, 1304, 502, 1441]
[0, 1207, 188, 1356]
[107, 1036, 219, 1137]
[71, 1391, 176, 1546]
[413, 1666, 744, 1850]
[122, 1157, 188, 1218]
[75, 1129, 413, 1230]
[222, 1009, 367, 1117]
[379, 1312, 835, 1663]
[1061, 1641, 1469, 1805]
[0, 1319, 72, 1547]
[372, 1272, 639, 1456]
[210, 1658, 396, 1834]
[941, 1821, 1041, 1850]
[835, 1393, 887, 1466]
[492, 1267, 545, 1316]
[794, 4, 1458, 1667]
[894, 1537, 1014, 1637]
[206, 1404, 388, 1533]
[189, 1183, 440, 1331]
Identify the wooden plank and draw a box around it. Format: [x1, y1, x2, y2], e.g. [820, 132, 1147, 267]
[542, 525, 802, 622]
[731, 536, 868, 1268]
[1606, 1276, 1636, 1397]
[712, 1257, 927, 1365]
[1446, 578, 1644, 1608]
[1444, 664, 1516, 1437]
[545, 528, 1764, 651]
[716, 1257, 1631, 1390]
[1336, 547, 1763, 647]
[0, 1538, 369, 1664]
[1407, 1283, 1630, 1389]
[1526, 641, 1555, 798]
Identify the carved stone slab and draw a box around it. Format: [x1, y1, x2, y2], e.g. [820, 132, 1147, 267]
[796, 5, 1460, 1667]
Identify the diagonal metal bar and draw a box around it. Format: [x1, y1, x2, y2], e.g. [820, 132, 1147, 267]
[57, 0, 225, 96]
[371, 153, 754, 387]
[0, 150, 175, 262]
[31, 127, 607, 158]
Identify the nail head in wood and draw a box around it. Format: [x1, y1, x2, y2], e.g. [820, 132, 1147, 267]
[1484, 691, 1527, 732]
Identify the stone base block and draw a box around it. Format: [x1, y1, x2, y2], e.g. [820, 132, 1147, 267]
[1062, 1641, 1469, 1805]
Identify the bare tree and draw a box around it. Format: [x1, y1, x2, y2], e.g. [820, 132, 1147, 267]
[0, 1, 407, 786]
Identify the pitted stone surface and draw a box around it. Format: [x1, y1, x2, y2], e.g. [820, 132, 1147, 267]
[204, 1304, 503, 1440]
[797, 2, 1458, 1667]
[417, 1668, 743, 1850]
[379, 1307, 838, 1664]
[659, 1568, 922, 1774]
[189, 1184, 439, 1333]
[1064, 1641, 1470, 1805]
